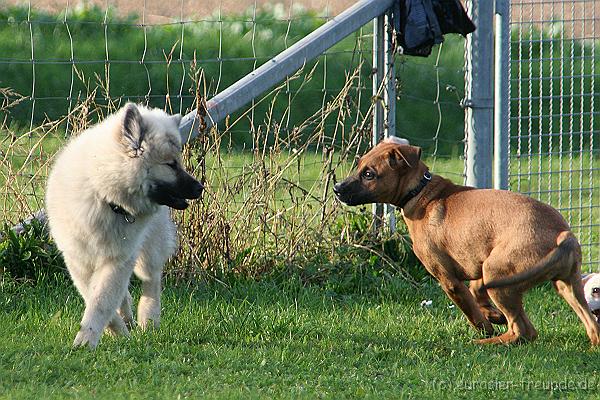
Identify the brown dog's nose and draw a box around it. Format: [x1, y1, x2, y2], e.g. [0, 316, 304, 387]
[333, 183, 342, 196]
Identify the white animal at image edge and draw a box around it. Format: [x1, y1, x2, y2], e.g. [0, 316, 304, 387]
[582, 273, 600, 321]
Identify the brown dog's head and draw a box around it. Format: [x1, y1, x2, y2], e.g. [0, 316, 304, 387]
[333, 137, 424, 207]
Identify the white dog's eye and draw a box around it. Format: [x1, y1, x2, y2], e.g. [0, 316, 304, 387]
[166, 161, 177, 170]
[593, 288, 599, 294]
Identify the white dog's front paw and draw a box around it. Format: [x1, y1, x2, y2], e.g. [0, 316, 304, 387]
[138, 297, 160, 330]
[73, 328, 101, 350]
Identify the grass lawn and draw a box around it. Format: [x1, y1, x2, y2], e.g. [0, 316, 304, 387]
[1, 277, 599, 399]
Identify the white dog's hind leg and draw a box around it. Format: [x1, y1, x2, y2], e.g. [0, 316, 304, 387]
[106, 311, 130, 337]
[116, 290, 135, 329]
[73, 262, 133, 349]
[107, 292, 134, 336]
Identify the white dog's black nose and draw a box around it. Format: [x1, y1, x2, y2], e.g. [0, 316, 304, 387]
[190, 181, 204, 199]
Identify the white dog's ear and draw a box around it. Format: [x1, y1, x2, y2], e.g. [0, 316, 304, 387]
[171, 113, 182, 127]
[120, 103, 145, 157]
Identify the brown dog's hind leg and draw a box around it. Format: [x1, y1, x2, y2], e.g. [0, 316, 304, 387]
[554, 274, 600, 346]
[470, 279, 507, 325]
[436, 275, 496, 337]
[476, 289, 537, 345]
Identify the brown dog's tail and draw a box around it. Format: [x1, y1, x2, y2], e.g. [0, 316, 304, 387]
[483, 232, 580, 290]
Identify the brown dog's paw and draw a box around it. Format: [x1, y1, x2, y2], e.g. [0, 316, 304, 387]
[481, 307, 507, 325]
[474, 336, 509, 345]
[475, 321, 496, 338]
[475, 332, 532, 345]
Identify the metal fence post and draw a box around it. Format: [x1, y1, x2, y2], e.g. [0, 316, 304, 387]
[494, 0, 510, 190]
[372, 13, 385, 229]
[383, 9, 396, 232]
[372, 9, 396, 233]
[464, 0, 494, 188]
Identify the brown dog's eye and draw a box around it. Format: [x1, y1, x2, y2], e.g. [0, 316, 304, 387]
[361, 170, 376, 180]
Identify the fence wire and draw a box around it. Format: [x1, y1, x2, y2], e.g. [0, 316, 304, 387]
[1, 0, 467, 275]
[509, 0, 599, 271]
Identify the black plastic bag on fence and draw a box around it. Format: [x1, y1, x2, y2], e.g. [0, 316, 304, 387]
[396, 0, 475, 57]
[433, 0, 476, 35]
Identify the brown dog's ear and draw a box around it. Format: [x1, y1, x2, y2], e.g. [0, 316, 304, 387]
[388, 145, 422, 168]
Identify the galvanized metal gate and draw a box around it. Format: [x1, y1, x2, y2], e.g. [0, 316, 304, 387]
[506, 0, 599, 271]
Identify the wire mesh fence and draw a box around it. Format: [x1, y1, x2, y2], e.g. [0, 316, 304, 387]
[0, 0, 466, 277]
[2, 0, 598, 276]
[508, 0, 599, 271]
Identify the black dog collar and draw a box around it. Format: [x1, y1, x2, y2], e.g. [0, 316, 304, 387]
[109, 202, 135, 224]
[399, 172, 432, 209]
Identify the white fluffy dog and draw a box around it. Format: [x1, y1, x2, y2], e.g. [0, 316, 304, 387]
[46, 103, 203, 349]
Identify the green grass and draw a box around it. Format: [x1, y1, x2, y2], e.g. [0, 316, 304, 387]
[1, 6, 599, 397]
[1, 277, 599, 399]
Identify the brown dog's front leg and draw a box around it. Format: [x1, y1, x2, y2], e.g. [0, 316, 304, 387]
[470, 279, 507, 325]
[437, 275, 496, 337]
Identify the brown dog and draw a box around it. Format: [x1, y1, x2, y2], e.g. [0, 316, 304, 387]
[333, 137, 600, 345]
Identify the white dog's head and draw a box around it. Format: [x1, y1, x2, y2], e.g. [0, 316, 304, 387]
[583, 273, 600, 321]
[109, 103, 204, 211]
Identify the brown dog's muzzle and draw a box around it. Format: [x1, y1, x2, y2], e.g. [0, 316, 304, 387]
[333, 178, 374, 206]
